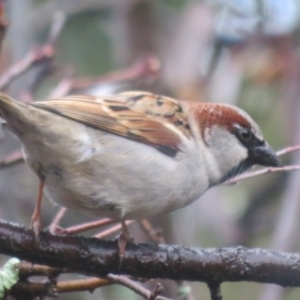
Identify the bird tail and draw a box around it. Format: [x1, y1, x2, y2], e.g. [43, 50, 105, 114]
[0, 92, 23, 113]
[0, 92, 30, 133]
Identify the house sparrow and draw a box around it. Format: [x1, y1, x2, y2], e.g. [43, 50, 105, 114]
[0, 91, 280, 256]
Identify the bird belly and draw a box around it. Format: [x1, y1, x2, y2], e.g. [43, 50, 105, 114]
[21, 121, 209, 220]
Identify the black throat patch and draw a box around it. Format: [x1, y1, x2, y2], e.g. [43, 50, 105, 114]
[214, 158, 253, 186]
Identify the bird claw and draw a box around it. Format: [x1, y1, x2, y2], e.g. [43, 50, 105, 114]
[117, 230, 133, 269]
[30, 215, 41, 239]
[49, 225, 66, 235]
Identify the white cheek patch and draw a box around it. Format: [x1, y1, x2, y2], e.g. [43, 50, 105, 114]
[203, 125, 249, 183]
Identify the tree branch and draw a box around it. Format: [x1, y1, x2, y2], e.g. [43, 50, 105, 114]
[208, 283, 222, 300]
[1, 221, 300, 287]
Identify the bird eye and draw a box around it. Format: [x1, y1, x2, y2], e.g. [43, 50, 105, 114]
[239, 128, 252, 141]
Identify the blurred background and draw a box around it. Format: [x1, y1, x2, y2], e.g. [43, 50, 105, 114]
[1, 0, 300, 299]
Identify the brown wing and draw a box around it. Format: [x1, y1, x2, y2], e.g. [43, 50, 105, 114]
[32, 91, 192, 156]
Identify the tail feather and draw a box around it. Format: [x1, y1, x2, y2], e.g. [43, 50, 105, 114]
[0, 92, 30, 135]
[0, 92, 20, 112]
[0, 92, 16, 102]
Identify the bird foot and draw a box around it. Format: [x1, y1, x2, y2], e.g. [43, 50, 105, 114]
[30, 214, 41, 239]
[48, 225, 66, 235]
[30, 180, 45, 239]
[117, 230, 133, 268]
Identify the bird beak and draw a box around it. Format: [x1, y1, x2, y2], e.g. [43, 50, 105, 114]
[250, 144, 281, 167]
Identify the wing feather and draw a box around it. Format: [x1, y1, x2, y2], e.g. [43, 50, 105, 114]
[32, 92, 192, 156]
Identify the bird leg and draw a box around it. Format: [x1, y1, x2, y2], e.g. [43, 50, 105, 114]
[117, 219, 133, 267]
[30, 180, 45, 238]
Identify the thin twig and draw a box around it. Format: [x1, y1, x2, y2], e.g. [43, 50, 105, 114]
[72, 54, 160, 89]
[47, 68, 74, 99]
[9, 277, 112, 297]
[107, 274, 172, 300]
[46, 11, 66, 46]
[94, 220, 134, 239]
[49, 54, 160, 98]
[276, 144, 300, 156]
[0, 46, 51, 91]
[8, 280, 58, 298]
[138, 219, 165, 243]
[0, 12, 65, 91]
[66, 218, 117, 235]
[17, 262, 62, 279]
[57, 277, 111, 293]
[149, 283, 164, 300]
[0, 150, 24, 168]
[226, 165, 300, 185]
